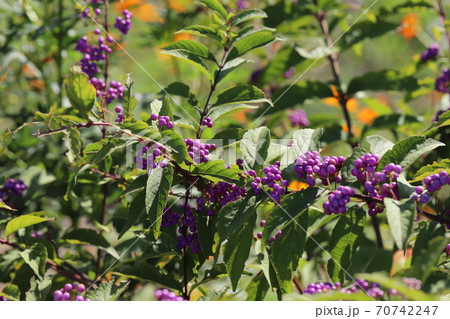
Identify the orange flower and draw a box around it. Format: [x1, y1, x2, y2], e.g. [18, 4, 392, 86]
[342, 124, 361, 137]
[114, 0, 164, 23]
[323, 85, 358, 111]
[357, 107, 378, 125]
[398, 14, 420, 40]
[173, 32, 194, 42]
[168, 0, 191, 13]
[288, 180, 308, 191]
[231, 110, 248, 124]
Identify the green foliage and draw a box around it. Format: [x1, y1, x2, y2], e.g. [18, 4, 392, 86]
[65, 66, 96, 120]
[5, 213, 52, 237]
[240, 127, 271, 171]
[384, 198, 415, 250]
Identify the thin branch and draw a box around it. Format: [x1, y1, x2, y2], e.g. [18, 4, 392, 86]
[371, 215, 384, 249]
[293, 276, 303, 294]
[34, 122, 111, 137]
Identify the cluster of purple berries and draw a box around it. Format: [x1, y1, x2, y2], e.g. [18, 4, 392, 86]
[104, 80, 125, 104]
[154, 289, 185, 301]
[0, 178, 27, 204]
[134, 144, 169, 171]
[435, 68, 450, 93]
[114, 106, 125, 123]
[351, 154, 380, 182]
[114, 10, 132, 35]
[283, 67, 295, 79]
[150, 114, 174, 129]
[201, 116, 213, 128]
[53, 283, 89, 301]
[0, 296, 7, 301]
[184, 139, 215, 164]
[161, 206, 180, 228]
[323, 186, 354, 215]
[289, 109, 309, 127]
[304, 281, 341, 294]
[249, 162, 288, 202]
[402, 277, 422, 290]
[421, 43, 439, 62]
[176, 205, 200, 254]
[411, 186, 430, 204]
[198, 182, 247, 216]
[444, 243, 450, 257]
[423, 171, 450, 193]
[294, 151, 345, 186]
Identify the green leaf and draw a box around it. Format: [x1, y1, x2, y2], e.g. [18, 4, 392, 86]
[160, 130, 190, 163]
[160, 47, 211, 79]
[327, 207, 365, 282]
[122, 175, 147, 196]
[361, 135, 394, 157]
[208, 128, 246, 147]
[19, 243, 47, 280]
[362, 114, 422, 137]
[339, 20, 398, 51]
[270, 211, 308, 294]
[223, 211, 256, 291]
[213, 85, 272, 107]
[1, 284, 19, 300]
[119, 191, 146, 239]
[231, 9, 268, 26]
[215, 58, 248, 83]
[64, 127, 81, 163]
[411, 159, 450, 182]
[65, 65, 96, 120]
[0, 201, 16, 211]
[197, 0, 228, 20]
[377, 136, 444, 170]
[81, 138, 127, 166]
[425, 110, 450, 132]
[280, 128, 322, 167]
[176, 25, 222, 41]
[123, 85, 137, 115]
[63, 229, 109, 247]
[384, 198, 415, 250]
[347, 70, 420, 94]
[161, 40, 216, 62]
[145, 165, 173, 239]
[240, 127, 271, 171]
[245, 272, 270, 301]
[119, 263, 183, 291]
[25, 276, 52, 301]
[160, 82, 198, 107]
[208, 103, 258, 122]
[5, 214, 52, 237]
[85, 280, 129, 301]
[227, 31, 275, 61]
[191, 160, 243, 185]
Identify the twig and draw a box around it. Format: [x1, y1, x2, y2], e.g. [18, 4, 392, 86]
[293, 276, 303, 294]
[371, 215, 384, 249]
[34, 122, 111, 137]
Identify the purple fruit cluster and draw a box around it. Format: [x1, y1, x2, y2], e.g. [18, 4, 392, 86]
[236, 0, 249, 10]
[104, 80, 125, 104]
[160, 206, 180, 228]
[402, 277, 421, 290]
[249, 162, 288, 202]
[323, 185, 354, 215]
[421, 43, 439, 62]
[289, 109, 309, 127]
[176, 205, 200, 254]
[423, 171, 450, 192]
[304, 281, 341, 294]
[284, 67, 295, 79]
[198, 182, 247, 216]
[53, 283, 90, 301]
[351, 153, 380, 182]
[201, 116, 213, 128]
[134, 144, 169, 171]
[294, 151, 345, 186]
[150, 114, 174, 129]
[0, 296, 6, 301]
[435, 68, 450, 93]
[0, 178, 27, 204]
[184, 139, 215, 164]
[114, 10, 132, 35]
[114, 106, 125, 123]
[444, 243, 450, 257]
[154, 289, 185, 301]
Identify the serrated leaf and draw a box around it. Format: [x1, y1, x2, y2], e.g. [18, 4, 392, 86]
[5, 214, 52, 237]
[122, 175, 147, 196]
[119, 191, 146, 239]
[160, 130, 189, 163]
[280, 128, 322, 167]
[19, 243, 47, 280]
[231, 9, 268, 26]
[191, 160, 243, 184]
[361, 135, 394, 157]
[223, 211, 256, 291]
[85, 280, 129, 301]
[216, 58, 248, 83]
[425, 110, 450, 132]
[64, 127, 81, 163]
[384, 198, 415, 250]
[411, 159, 450, 182]
[25, 276, 52, 301]
[377, 136, 444, 169]
[177, 25, 221, 41]
[160, 82, 198, 106]
[162, 39, 216, 64]
[145, 165, 173, 239]
[63, 229, 109, 247]
[270, 211, 308, 294]
[65, 65, 96, 120]
[119, 263, 183, 291]
[241, 127, 271, 171]
[347, 70, 420, 94]
[208, 128, 246, 147]
[227, 31, 275, 61]
[327, 207, 365, 282]
[198, 0, 228, 20]
[160, 48, 211, 79]
[213, 84, 271, 107]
